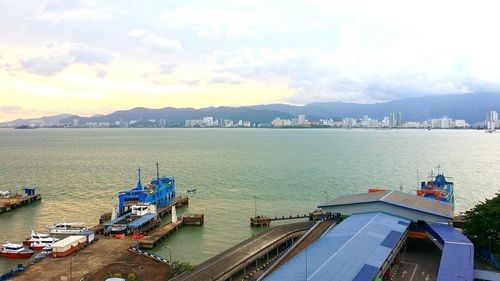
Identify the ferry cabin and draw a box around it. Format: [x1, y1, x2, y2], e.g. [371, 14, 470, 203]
[118, 171, 176, 216]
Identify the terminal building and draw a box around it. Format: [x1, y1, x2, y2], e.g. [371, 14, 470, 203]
[262, 190, 478, 281]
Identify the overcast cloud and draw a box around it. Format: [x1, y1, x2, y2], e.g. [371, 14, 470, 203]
[1, 0, 500, 121]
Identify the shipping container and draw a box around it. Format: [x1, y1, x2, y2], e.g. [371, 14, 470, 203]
[51, 235, 86, 257]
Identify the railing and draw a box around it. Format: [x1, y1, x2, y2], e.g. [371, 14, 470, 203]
[475, 246, 500, 269]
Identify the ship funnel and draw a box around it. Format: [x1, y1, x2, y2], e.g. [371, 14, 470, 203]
[172, 205, 178, 223]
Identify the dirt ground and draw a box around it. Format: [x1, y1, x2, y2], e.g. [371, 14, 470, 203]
[11, 236, 172, 281]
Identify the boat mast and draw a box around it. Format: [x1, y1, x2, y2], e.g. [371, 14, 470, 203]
[416, 169, 419, 188]
[156, 162, 160, 185]
[136, 167, 142, 190]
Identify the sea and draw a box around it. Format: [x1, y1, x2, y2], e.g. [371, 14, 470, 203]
[0, 128, 499, 272]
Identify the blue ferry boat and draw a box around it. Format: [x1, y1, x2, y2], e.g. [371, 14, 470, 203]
[118, 163, 176, 216]
[416, 168, 454, 206]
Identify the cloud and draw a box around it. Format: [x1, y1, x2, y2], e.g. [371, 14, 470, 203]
[1, 63, 14, 76]
[181, 79, 201, 86]
[128, 30, 183, 54]
[158, 62, 179, 75]
[164, 7, 290, 38]
[95, 68, 107, 78]
[19, 43, 114, 76]
[0, 105, 23, 114]
[21, 55, 73, 76]
[35, 0, 112, 24]
[70, 44, 114, 65]
[209, 75, 241, 85]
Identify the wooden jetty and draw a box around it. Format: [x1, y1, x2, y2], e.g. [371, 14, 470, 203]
[157, 196, 189, 218]
[138, 219, 184, 249]
[0, 193, 41, 214]
[251, 216, 272, 227]
[182, 213, 204, 225]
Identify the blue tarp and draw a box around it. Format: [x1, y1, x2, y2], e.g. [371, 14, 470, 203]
[266, 212, 410, 281]
[427, 223, 474, 281]
[127, 213, 156, 228]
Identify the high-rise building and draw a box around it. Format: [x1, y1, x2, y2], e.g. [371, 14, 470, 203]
[388, 112, 402, 128]
[486, 111, 498, 130]
[298, 114, 306, 125]
[487, 111, 498, 122]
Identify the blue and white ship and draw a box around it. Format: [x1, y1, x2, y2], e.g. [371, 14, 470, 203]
[416, 167, 454, 206]
[118, 163, 176, 216]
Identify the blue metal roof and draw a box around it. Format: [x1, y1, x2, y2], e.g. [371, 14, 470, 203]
[127, 213, 157, 228]
[318, 190, 454, 220]
[427, 223, 474, 281]
[103, 213, 131, 226]
[265, 212, 410, 281]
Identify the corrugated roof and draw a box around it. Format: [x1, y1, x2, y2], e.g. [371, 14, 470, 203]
[318, 190, 454, 219]
[52, 235, 86, 248]
[103, 213, 131, 226]
[265, 212, 410, 281]
[127, 213, 157, 228]
[427, 223, 474, 281]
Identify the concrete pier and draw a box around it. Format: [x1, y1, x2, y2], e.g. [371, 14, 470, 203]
[0, 193, 41, 214]
[139, 219, 184, 249]
[182, 213, 204, 225]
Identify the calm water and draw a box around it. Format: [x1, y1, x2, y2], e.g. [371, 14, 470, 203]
[0, 128, 499, 271]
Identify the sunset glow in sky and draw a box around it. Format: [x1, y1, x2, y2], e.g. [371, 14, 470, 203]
[1, 0, 500, 121]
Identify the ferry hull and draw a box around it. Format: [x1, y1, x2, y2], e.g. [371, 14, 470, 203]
[30, 245, 49, 251]
[0, 251, 34, 259]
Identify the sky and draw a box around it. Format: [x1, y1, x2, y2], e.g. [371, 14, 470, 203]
[1, 0, 500, 121]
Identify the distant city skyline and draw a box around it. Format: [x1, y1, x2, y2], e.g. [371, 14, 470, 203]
[2, 1, 500, 121]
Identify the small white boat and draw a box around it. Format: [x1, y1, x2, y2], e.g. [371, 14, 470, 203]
[23, 231, 59, 250]
[47, 222, 87, 234]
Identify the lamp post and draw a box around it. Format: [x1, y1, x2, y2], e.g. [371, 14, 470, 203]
[253, 195, 257, 218]
[322, 190, 329, 202]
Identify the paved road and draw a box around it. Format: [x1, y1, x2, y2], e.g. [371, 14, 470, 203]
[172, 221, 315, 281]
[393, 238, 440, 281]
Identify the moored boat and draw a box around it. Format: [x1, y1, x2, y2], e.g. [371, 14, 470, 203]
[47, 222, 87, 234]
[23, 231, 58, 247]
[29, 238, 59, 251]
[0, 243, 34, 258]
[416, 168, 454, 206]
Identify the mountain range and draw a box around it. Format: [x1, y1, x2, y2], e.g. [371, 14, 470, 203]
[2, 93, 500, 126]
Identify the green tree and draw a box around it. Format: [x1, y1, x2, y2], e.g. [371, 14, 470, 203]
[127, 272, 137, 281]
[167, 261, 197, 278]
[463, 193, 500, 254]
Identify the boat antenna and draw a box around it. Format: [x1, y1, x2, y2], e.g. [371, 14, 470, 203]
[156, 162, 160, 184]
[136, 167, 142, 190]
[253, 195, 257, 218]
[417, 169, 419, 188]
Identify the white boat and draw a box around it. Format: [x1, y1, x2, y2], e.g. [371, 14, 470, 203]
[46, 222, 87, 234]
[23, 231, 59, 250]
[0, 243, 34, 258]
